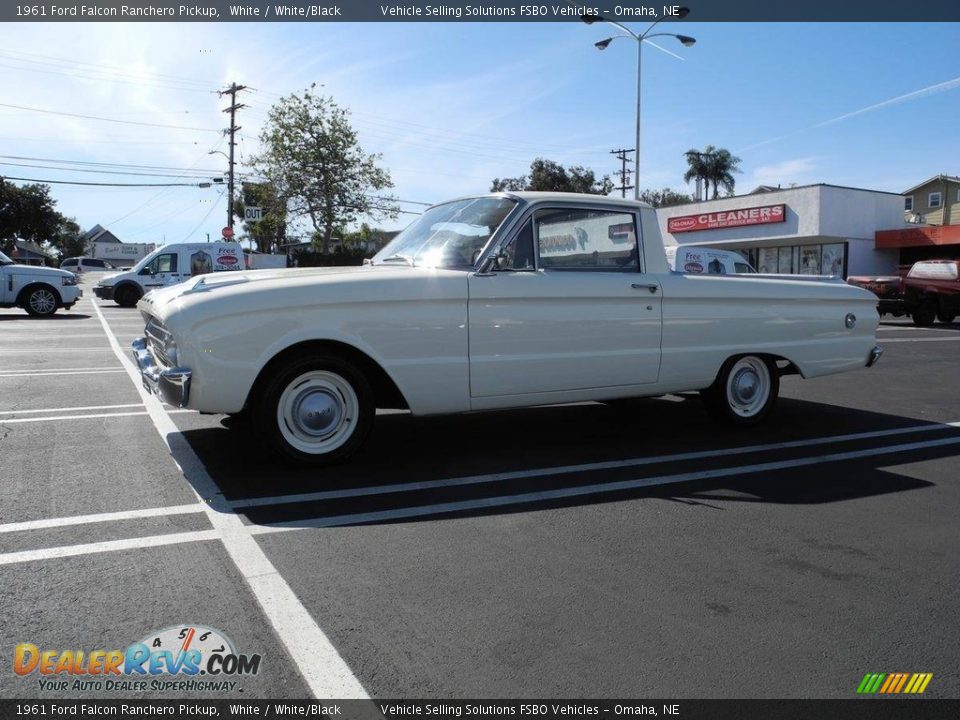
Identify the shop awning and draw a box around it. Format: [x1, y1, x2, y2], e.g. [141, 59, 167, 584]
[876, 225, 960, 249]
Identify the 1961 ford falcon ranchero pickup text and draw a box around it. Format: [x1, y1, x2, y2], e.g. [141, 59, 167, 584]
[133, 193, 883, 465]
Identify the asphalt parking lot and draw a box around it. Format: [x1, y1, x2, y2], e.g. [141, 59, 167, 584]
[1, 274, 958, 700]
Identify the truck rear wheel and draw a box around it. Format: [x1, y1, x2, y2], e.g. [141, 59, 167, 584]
[253, 353, 375, 466]
[937, 311, 956, 324]
[701, 355, 779, 426]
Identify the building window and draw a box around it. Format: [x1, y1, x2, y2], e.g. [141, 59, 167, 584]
[929, 192, 942, 209]
[904, 196, 913, 212]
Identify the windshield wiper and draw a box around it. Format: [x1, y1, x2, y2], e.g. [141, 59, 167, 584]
[379, 254, 415, 266]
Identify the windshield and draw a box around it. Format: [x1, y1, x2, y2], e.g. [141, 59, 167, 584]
[372, 197, 517, 269]
[0, 250, 12, 266]
[130, 247, 163, 273]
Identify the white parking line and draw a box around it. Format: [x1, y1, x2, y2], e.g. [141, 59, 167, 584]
[0, 410, 192, 423]
[0, 530, 221, 566]
[0, 504, 204, 534]
[0, 370, 126, 378]
[0, 334, 109, 340]
[230, 420, 960, 510]
[0, 348, 114, 353]
[90, 296, 369, 700]
[246, 434, 960, 530]
[0, 403, 142, 415]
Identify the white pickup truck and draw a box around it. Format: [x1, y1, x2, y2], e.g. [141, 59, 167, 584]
[133, 192, 882, 466]
[0, 250, 82, 317]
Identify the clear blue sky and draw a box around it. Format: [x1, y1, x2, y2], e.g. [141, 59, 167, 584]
[2, 20, 958, 245]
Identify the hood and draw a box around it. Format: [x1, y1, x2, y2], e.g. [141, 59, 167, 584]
[4, 263, 74, 279]
[138, 265, 466, 320]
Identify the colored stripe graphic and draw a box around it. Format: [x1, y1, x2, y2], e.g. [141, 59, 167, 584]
[858, 672, 933, 694]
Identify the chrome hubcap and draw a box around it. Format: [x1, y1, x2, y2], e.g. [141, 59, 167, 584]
[292, 388, 343, 437]
[277, 370, 358, 455]
[726, 357, 770, 417]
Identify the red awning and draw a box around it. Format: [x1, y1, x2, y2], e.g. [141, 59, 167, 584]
[876, 225, 960, 249]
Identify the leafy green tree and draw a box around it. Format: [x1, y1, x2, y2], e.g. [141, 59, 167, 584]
[0, 182, 60, 253]
[52, 217, 86, 258]
[250, 85, 398, 254]
[683, 146, 742, 200]
[638, 188, 692, 208]
[491, 158, 614, 195]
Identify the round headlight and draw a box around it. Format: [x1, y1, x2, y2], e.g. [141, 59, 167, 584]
[845, 313, 857, 329]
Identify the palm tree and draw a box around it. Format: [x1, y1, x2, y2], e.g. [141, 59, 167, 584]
[683, 147, 712, 201]
[684, 146, 742, 200]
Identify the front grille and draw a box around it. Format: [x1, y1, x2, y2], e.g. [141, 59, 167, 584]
[144, 315, 174, 367]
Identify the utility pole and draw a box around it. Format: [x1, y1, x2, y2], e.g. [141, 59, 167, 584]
[218, 82, 248, 233]
[610, 148, 635, 199]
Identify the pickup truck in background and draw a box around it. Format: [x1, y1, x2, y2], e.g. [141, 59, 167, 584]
[847, 271, 907, 318]
[903, 260, 960, 326]
[849, 261, 960, 326]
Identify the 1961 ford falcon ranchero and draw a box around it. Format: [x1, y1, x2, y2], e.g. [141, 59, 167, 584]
[133, 192, 882, 465]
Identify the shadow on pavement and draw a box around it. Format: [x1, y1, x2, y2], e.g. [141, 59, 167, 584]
[174, 397, 958, 528]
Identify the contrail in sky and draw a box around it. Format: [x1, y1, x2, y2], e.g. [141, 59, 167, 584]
[738, 75, 960, 153]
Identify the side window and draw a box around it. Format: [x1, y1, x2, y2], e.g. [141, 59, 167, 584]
[535, 208, 639, 271]
[89, 259, 106, 269]
[497, 220, 535, 271]
[156, 254, 178, 273]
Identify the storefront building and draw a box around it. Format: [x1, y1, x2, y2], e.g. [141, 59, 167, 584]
[656, 184, 906, 278]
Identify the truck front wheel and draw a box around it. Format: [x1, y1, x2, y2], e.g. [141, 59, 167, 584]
[253, 354, 375, 466]
[911, 298, 936, 327]
[701, 355, 779, 426]
[23, 286, 59, 317]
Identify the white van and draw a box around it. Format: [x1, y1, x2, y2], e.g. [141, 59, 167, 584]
[60, 257, 119, 275]
[93, 241, 244, 307]
[665, 245, 756, 275]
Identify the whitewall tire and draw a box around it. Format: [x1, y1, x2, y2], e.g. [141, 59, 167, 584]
[701, 355, 779, 426]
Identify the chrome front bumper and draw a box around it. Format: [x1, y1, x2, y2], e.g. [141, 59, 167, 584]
[866, 345, 884, 368]
[132, 337, 192, 408]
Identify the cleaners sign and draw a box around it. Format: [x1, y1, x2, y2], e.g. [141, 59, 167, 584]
[668, 204, 786, 233]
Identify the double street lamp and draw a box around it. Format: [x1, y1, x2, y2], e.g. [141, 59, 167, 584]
[582, 9, 695, 201]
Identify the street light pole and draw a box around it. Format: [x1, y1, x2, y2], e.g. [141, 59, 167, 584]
[583, 9, 694, 201]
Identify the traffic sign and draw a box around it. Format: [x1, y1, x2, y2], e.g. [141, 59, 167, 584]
[222, 226, 234, 239]
[244, 206, 263, 222]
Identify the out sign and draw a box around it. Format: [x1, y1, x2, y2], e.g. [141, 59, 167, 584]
[244, 206, 263, 221]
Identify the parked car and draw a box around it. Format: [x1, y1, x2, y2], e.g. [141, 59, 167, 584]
[60, 257, 118, 275]
[133, 192, 881, 466]
[94, 241, 244, 307]
[903, 260, 960, 326]
[665, 245, 756, 274]
[0, 249, 82, 317]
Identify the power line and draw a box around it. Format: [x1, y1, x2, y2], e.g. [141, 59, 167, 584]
[0, 154, 224, 174]
[0, 161, 223, 180]
[0, 175, 214, 187]
[0, 102, 221, 132]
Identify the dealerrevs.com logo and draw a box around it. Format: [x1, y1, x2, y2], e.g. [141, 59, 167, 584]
[14, 625, 261, 693]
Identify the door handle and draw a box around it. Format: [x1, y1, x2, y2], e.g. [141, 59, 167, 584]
[632, 283, 658, 294]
